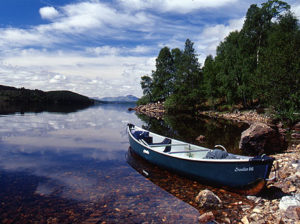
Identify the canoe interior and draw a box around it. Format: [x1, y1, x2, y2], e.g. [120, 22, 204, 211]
[129, 125, 251, 162]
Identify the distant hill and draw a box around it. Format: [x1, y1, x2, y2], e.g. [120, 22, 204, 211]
[98, 95, 139, 103]
[0, 85, 95, 114]
[0, 85, 94, 105]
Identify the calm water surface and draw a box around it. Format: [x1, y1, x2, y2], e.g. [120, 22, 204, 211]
[0, 104, 251, 223]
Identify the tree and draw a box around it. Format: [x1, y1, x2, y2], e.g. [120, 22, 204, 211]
[203, 55, 218, 108]
[258, 12, 300, 122]
[213, 31, 244, 105]
[240, 1, 290, 66]
[170, 39, 203, 110]
[140, 75, 153, 101]
[151, 47, 174, 101]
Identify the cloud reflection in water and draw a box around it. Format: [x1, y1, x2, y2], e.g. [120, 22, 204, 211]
[0, 105, 142, 200]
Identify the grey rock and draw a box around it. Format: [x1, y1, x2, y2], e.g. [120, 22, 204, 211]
[279, 194, 300, 211]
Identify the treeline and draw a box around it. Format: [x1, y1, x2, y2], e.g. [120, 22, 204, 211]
[0, 85, 95, 106]
[138, 0, 300, 123]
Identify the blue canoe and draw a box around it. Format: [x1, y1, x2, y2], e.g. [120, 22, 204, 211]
[127, 124, 275, 194]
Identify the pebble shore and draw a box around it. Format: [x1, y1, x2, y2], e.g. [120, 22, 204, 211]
[198, 110, 272, 124]
[237, 144, 300, 224]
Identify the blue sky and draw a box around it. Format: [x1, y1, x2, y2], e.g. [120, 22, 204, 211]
[0, 0, 299, 98]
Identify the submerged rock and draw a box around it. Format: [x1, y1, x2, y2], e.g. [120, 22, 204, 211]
[239, 122, 287, 155]
[195, 189, 222, 208]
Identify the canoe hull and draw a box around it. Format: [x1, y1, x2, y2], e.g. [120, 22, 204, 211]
[128, 126, 274, 191]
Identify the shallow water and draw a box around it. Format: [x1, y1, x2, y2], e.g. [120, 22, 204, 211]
[0, 104, 252, 223]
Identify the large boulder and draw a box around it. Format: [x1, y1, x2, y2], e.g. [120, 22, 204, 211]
[239, 123, 287, 155]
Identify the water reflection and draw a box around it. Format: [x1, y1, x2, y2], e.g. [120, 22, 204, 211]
[0, 103, 252, 223]
[137, 113, 249, 154]
[0, 102, 92, 115]
[0, 104, 200, 223]
[126, 147, 255, 222]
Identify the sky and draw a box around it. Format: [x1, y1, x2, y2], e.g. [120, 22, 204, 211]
[0, 0, 299, 98]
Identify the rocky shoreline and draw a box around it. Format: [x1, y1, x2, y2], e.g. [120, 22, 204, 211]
[132, 102, 299, 143]
[131, 102, 165, 119]
[219, 143, 300, 224]
[132, 102, 300, 223]
[188, 144, 300, 224]
[198, 110, 272, 125]
[132, 102, 272, 124]
[245, 143, 300, 224]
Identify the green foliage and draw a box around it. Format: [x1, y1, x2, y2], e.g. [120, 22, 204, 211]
[164, 95, 178, 113]
[201, 0, 299, 122]
[139, 39, 203, 112]
[140, 75, 152, 104]
[151, 47, 175, 101]
[258, 12, 300, 122]
[139, 0, 299, 123]
[136, 95, 151, 105]
[172, 39, 203, 110]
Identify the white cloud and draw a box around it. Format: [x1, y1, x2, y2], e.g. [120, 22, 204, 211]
[0, 1, 156, 50]
[0, 28, 54, 49]
[86, 46, 121, 56]
[49, 74, 66, 83]
[118, 0, 238, 13]
[129, 45, 153, 54]
[0, 48, 155, 97]
[0, 0, 270, 98]
[42, 1, 154, 34]
[292, 3, 300, 19]
[86, 45, 153, 56]
[195, 17, 245, 64]
[39, 6, 60, 20]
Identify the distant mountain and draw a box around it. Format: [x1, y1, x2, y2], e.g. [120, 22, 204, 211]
[98, 95, 139, 103]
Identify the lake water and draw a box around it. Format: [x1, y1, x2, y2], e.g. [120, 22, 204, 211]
[0, 104, 252, 223]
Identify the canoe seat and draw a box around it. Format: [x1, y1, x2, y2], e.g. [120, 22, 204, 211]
[162, 138, 172, 152]
[132, 130, 153, 144]
[149, 138, 172, 152]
